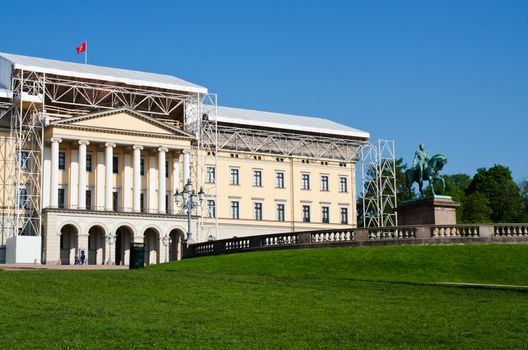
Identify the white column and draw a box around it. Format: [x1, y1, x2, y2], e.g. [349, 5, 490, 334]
[183, 149, 190, 185]
[105, 143, 116, 211]
[133, 145, 143, 212]
[158, 147, 168, 214]
[172, 152, 181, 214]
[78, 140, 89, 210]
[123, 153, 132, 211]
[50, 137, 62, 208]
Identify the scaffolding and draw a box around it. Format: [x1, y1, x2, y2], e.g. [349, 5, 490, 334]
[184, 93, 218, 242]
[0, 66, 208, 243]
[361, 139, 398, 227]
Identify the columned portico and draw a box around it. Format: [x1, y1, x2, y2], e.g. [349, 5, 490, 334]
[105, 143, 116, 211]
[50, 137, 62, 208]
[133, 145, 143, 212]
[78, 140, 89, 210]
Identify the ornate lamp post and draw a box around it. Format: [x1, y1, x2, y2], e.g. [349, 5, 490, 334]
[174, 179, 205, 242]
[106, 233, 116, 265]
[162, 234, 172, 263]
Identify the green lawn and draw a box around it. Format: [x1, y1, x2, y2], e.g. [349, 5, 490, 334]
[1, 244, 527, 349]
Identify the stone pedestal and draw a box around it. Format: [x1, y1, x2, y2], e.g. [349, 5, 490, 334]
[397, 196, 460, 225]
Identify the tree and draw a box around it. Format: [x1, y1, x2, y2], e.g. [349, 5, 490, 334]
[519, 179, 528, 222]
[461, 192, 493, 223]
[466, 165, 521, 222]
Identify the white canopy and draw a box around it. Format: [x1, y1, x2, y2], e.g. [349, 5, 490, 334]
[0, 52, 207, 94]
[213, 106, 370, 139]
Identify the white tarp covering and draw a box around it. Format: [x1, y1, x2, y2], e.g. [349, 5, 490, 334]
[0, 52, 207, 94]
[213, 106, 370, 139]
[6, 235, 42, 264]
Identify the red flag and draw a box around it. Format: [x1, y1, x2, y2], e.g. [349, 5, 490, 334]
[76, 41, 87, 54]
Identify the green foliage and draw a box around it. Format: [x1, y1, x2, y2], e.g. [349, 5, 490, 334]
[467, 165, 521, 222]
[1, 245, 528, 349]
[519, 179, 528, 222]
[461, 192, 493, 223]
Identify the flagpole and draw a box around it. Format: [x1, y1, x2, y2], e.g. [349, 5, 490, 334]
[85, 42, 88, 64]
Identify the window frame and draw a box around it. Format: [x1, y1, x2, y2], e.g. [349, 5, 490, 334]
[254, 202, 263, 220]
[253, 170, 262, 187]
[302, 205, 311, 223]
[322, 206, 330, 224]
[207, 199, 216, 218]
[301, 173, 310, 190]
[206, 166, 216, 184]
[340, 207, 349, 224]
[276, 203, 285, 221]
[229, 168, 240, 185]
[230, 200, 240, 219]
[320, 175, 329, 192]
[112, 156, 119, 174]
[58, 152, 66, 170]
[275, 171, 285, 188]
[339, 176, 348, 193]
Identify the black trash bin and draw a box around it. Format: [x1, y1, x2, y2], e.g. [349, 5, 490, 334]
[129, 243, 145, 269]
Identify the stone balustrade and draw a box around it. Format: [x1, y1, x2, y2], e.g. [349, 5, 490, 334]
[183, 223, 528, 259]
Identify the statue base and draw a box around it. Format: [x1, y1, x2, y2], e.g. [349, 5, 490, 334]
[397, 196, 460, 225]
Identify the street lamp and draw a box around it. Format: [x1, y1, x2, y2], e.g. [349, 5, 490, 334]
[162, 234, 172, 263]
[106, 233, 116, 265]
[174, 179, 205, 242]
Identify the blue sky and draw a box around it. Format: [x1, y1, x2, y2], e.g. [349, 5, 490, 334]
[1, 0, 527, 181]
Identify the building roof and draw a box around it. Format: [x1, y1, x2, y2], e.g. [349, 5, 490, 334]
[213, 106, 370, 139]
[0, 52, 207, 94]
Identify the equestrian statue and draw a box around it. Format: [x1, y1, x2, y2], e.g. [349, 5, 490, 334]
[405, 144, 448, 197]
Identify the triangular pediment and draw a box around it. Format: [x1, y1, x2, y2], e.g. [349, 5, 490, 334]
[51, 108, 192, 138]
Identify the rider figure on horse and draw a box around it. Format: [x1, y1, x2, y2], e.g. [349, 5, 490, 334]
[412, 144, 429, 183]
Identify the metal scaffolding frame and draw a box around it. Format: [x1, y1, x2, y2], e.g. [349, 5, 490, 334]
[0, 67, 205, 243]
[361, 139, 398, 228]
[184, 93, 218, 242]
[201, 123, 365, 162]
[3, 70, 46, 239]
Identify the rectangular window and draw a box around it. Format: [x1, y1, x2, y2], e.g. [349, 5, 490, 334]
[230, 200, 239, 219]
[276, 172, 285, 188]
[86, 154, 92, 172]
[17, 151, 30, 170]
[112, 156, 119, 174]
[140, 159, 145, 176]
[254, 202, 263, 220]
[302, 205, 311, 223]
[165, 160, 169, 178]
[58, 152, 66, 170]
[339, 177, 348, 193]
[207, 199, 216, 218]
[340, 207, 349, 224]
[253, 170, 262, 187]
[165, 192, 170, 213]
[112, 190, 119, 211]
[17, 186, 28, 210]
[301, 174, 310, 190]
[58, 188, 66, 209]
[230, 168, 239, 185]
[140, 192, 145, 213]
[322, 206, 330, 224]
[206, 166, 216, 184]
[85, 189, 92, 210]
[321, 175, 329, 191]
[277, 203, 285, 221]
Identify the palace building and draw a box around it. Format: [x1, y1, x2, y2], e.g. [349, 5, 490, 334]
[0, 52, 369, 265]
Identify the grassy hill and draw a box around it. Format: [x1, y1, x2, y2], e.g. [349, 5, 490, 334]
[1, 244, 527, 349]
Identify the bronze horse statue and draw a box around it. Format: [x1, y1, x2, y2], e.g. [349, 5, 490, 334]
[405, 154, 447, 196]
